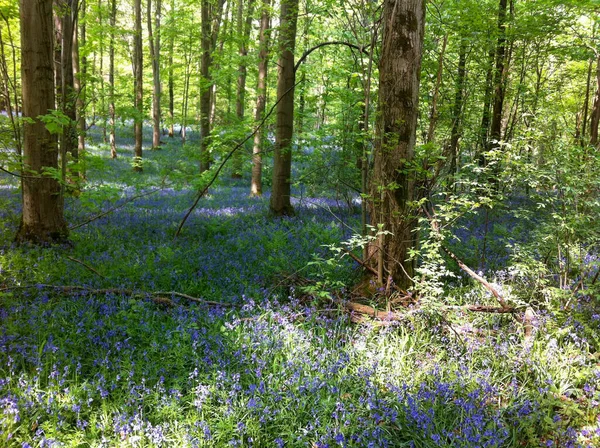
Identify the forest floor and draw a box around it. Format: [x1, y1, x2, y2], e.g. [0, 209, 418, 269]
[1, 131, 600, 447]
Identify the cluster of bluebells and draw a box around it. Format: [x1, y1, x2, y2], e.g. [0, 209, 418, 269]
[1, 142, 600, 447]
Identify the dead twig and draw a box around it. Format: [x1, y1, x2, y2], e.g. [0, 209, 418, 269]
[65, 256, 106, 279]
[0, 284, 234, 308]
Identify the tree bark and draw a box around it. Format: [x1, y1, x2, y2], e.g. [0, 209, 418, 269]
[367, 0, 425, 290]
[200, 0, 212, 172]
[590, 52, 600, 147]
[487, 0, 508, 160]
[269, 0, 299, 216]
[74, 0, 86, 169]
[60, 0, 79, 182]
[147, 0, 162, 149]
[448, 38, 467, 180]
[250, 0, 270, 196]
[16, 0, 68, 244]
[167, 0, 174, 138]
[476, 48, 495, 166]
[232, 0, 256, 178]
[426, 33, 447, 144]
[109, 0, 117, 158]
[133, 0, 144, 171]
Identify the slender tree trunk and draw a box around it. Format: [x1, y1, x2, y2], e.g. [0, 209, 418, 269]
[590, 52, 600, 147]
[448, 39, 467, 179]
[133, 0, 144, 171]
[487, 0, 508, 158]
[109, 0, 117, 158]
[426, 33, 447, 144]
[367, 0, 425, 290]
[74, 0, 86, 170]
[581, 57, 593, 145]
[200, 0, 212, 171]
[168, 0, 174, 138]
[208, 0, 226, 127]
[98, 0, 106, 142]
[0, 14, 22, 158]
[232, 0, 256, 178]
[477, 48, 495, 166]
[269, 0, 299, 216]
[361, 23, 378, 262]
[250, 0, 270, 196]
[16, 0, 68, 244]
[147, 0, 162, 149]
[61, 0, 79, 183]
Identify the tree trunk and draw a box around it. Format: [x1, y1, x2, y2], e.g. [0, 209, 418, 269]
[60, 0, 79, 183]
[109, 0, 117, 158]
[16, 0, 68, 244]
[74, 0, 86, 170]
[147, 0, 162, 149]
[448, 38, 467, 179]
[426, 33, 447, 144]
[367, 0, 425, 290]
[250, 0, 270, 196]
[581, 57, 593, 146]
[590, 52, 600, 147]
[269, 0, 299, 216]
[232, 0, 256, 178]
[477, 48, 495, 166]
[133, 0, 144, 171]
[200, 0, 212, 172]
[168, 0, 174, 138]
[487, 0, 508, 158]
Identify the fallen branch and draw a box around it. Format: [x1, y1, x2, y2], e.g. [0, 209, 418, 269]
[344, 301, 519, 322]
[65, 256, 106, 279]
[440, 245, 510, 309]
[423, 207, 511, 310]
[0, 284, 234, 308]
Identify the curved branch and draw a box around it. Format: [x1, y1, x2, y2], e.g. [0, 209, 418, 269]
[174, 78, 304, 238]
[294, 41, 370, 72]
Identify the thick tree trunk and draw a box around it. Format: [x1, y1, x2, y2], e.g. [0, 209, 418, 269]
[367, 0, 425, 290]
[147, 0, 162, 149]
[133, 0, 143, 171]
[109, 0, 117, 158]
[232, 0, 256, 178]
[250, 0, 270, 197]
[269, 0, 299, 216]
[16, 0, 68, 244]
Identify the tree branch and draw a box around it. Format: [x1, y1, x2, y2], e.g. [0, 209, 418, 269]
[294, 41, 370, 72]
[174, 78, 304, 238]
